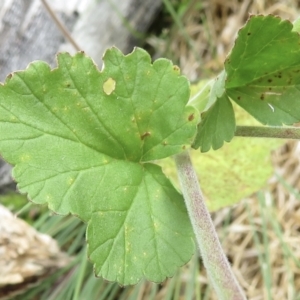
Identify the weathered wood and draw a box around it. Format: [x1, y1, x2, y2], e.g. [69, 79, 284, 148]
[68, 0, 162, 66]
[0, 0, 77, 81]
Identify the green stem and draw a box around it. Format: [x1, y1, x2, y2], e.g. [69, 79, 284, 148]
[235, 125, 300, 139]
[174, 151, 246, 300]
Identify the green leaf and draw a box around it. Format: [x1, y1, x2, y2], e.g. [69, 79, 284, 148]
[195, 136, 282, 212]
[0, 48, 198, 285]
[191, 71, 236, 152]
[192, 95, 235, 152]
[225, 15, 300, 125]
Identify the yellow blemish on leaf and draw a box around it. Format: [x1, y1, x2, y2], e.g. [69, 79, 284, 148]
[20, 154, 31, 162]
[68, 177, 75, 185]
[103, 77, 116, 95]
[126, 242, 131, 252]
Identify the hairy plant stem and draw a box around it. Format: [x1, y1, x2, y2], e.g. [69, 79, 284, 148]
[235, 125, 300, 139]
[174, 151, 246, 300]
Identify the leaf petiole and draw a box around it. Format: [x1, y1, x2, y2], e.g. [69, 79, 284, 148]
[235, 125, 300, 139]
[174, 151, 246, 300]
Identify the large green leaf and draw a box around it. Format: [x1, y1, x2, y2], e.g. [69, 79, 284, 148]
[225, 15, 300, 125]
[0, 48, 198, 285]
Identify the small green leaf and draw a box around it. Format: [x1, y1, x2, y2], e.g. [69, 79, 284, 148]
[225, 15, 300, 125]
[190, 71, 235, 152]
[192, 94, 235, 152]
[0, 48, 198, 285]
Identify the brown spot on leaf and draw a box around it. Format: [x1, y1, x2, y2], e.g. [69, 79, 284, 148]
[173, 65, 180, 72]
[268, 79, 272, 83]
[260, 94, 265, 100]
[141, 132, 151, 140]
[188, 113, 195, 121]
